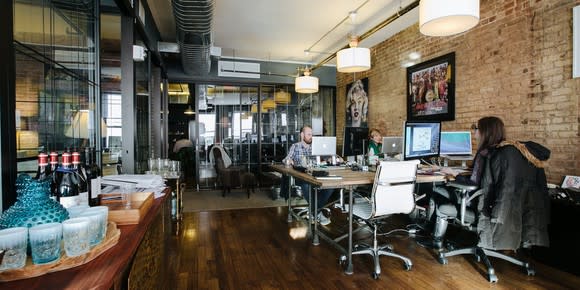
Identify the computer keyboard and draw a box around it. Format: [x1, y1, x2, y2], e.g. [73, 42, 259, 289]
[318, 165, 348, 170]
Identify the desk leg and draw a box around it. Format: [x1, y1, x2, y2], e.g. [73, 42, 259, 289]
[312, 187, 320, 246]
[176, 179, 182, 220]
[287, 175, 293, 223]
[345, 186, 354, 275]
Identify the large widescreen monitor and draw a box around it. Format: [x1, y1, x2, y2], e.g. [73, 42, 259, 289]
[403, 121, 441, 161]
[342, 127, 369, 157]
[440, 131, 472, 156]
[311, 136, 337, 156]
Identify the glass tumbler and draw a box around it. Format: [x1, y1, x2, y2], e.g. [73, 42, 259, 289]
[62, 217, 91, 257]
[0, 227, 28, 270]
[121, 183, 136, 208]
[78, 206, 109, 246]
[29, 222, 62, 264]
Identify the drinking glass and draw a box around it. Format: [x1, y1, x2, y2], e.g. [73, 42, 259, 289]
[62, 217, 90, 257]
[29, 223, 62, 264]
[67, 204, 90, 218]
[0, 227, 28, 270]
[148, 158, 158, 173]
[79, 206, 109, 246]
[121, 183, 136, 208]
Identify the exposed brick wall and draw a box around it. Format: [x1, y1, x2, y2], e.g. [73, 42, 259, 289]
[336, 0, 580, 183]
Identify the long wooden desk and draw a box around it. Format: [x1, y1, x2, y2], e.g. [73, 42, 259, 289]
[3, 188, 172, 289]
[270, 164, 445, 275]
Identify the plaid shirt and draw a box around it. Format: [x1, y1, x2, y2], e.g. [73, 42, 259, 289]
[284, 141, 311, 166]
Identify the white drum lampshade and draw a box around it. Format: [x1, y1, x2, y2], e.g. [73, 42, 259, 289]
[295, 71, 319, 94]
[419, 0, 480, 37]
[336, 46, 371, 73]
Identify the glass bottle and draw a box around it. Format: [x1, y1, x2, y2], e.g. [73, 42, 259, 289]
[55, 151, 80, 208]
[34, 151, 51, 181]
[48, 151, 59, 200]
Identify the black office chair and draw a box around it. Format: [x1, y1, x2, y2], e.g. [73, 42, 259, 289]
[428, 142, 550, 283]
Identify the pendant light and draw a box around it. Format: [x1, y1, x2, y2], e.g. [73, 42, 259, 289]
[336, 36, 371, 73]
[184, 105, 195, 115]
[295, 68, 319, 94]
[419, 0, 480, 37]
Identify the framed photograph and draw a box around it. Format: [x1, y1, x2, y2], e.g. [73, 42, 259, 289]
[406, 52, 455, 121]
[346, 77, 369, 127]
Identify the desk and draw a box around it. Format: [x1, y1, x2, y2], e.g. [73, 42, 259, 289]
[270, 164, 445, 274]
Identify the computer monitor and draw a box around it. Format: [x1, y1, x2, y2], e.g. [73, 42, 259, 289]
[311, 136, 337, 156]
[382, 136, 403, 156]
[403, 121, 441, 160]
[440, 131, 472, 155]
[342, 127, 369, 157]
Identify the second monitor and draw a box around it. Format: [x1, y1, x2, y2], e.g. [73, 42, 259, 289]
[311, 136, 337, 156]
[382, 136, 403, 156]
[403, 121, 441, 161]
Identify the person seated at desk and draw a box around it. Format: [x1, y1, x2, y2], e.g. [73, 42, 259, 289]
[426, 116, 551, 250]
[427, 116, 503, 224]
[367, 128, 384, 165]
[367, 128, 383, 156]
[283, 125, 334, 225]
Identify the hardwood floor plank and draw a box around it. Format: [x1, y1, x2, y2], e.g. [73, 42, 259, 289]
[166, 207, 580, 289]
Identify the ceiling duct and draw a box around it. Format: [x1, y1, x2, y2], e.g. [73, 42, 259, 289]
[172, 0, 214, 75]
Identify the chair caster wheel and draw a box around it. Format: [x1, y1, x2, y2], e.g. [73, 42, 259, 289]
[372, 272, 380, 279]
[404, 262, 412, 271]
[488, 273, 498, 283]
[339, 255, 347, 266]
[526, 266, 535, 276]
[437, 254, 448, 265]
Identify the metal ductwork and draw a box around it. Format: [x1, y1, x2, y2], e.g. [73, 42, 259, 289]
[172, 0, 214, 75]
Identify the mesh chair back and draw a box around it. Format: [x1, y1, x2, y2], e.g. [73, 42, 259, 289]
[372, 160, 420, 217]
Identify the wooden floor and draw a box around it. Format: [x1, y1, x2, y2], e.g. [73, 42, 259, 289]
[165, 206, 580, 290]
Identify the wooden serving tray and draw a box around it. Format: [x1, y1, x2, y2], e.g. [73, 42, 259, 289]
[0, 222, 121, 282]
[100, 192, 154, 225]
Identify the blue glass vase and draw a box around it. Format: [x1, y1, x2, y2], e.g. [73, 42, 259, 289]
[0, 174, 69, 229]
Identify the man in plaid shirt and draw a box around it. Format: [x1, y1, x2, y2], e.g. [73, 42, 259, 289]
[283, 126, 333, 225]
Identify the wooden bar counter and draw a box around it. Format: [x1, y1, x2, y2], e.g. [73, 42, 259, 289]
[3, 188, 172, 290]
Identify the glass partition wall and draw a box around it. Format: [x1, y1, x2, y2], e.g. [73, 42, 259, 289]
[14, 0, 99, 175]
[179, 84, 335, 190]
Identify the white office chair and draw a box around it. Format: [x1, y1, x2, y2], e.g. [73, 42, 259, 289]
[349, 160, 420, 279]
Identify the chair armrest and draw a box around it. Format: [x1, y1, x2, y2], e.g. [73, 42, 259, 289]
[447, 181, 478, 192]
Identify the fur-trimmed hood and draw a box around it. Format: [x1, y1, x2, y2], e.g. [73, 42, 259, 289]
[497, 140, 550, 168]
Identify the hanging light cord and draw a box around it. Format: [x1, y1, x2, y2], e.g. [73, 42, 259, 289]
[305, 0, 370, 54]
[310, 0, 420, 71]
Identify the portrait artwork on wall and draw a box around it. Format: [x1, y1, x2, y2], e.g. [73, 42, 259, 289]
[406, 52, 455, 121]
[345, 77, 369, 127]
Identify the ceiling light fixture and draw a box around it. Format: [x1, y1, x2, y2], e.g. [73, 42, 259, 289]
[419, 0, 480, 37]
[184, 105, 195, 115]
[274, 89, 291, 104]
[262, 98, 277, 110]
[336, 36, 371, 73]
[295, 68, 319, 94]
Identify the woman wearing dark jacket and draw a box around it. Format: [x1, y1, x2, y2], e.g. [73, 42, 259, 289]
[426, 116, 551, 251]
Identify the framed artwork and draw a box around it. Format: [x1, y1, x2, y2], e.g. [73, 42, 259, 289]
[345, 77, 369, 127]
[406, 52, 455, 121]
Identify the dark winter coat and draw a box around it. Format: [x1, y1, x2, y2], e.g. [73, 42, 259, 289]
[476, 141, 551, 250]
